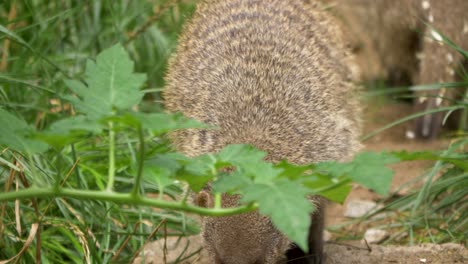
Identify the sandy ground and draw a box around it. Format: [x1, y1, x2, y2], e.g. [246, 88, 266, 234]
[134, 101, 466, 263]
[326, 100, 451, 227]
[134, 234, 467, 264]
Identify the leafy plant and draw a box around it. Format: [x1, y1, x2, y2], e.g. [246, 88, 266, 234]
[0, 41, 406, 263]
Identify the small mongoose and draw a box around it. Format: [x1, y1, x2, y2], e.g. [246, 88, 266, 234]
[325, 0, 468, 139]
[164, 0, 361, 263]
[413, 0, 468, 139]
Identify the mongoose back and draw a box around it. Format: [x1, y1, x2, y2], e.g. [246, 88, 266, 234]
[164, 0, 361, 263]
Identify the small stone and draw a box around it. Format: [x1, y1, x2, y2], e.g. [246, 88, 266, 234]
[440, 243, 464, 251]
[344, 200, 380, 218]
[364, 228, 389, 244]
[405, 130, 415, 139]
[323, 230, 332, 242]
[420, 258, 427, 263]
[430, 29, 443, 41]
[421, 1, 430, 10]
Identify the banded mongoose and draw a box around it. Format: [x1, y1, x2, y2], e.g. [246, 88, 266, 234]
[324, 0, 468, 139]
[413, 0, 468, 139]
[164, 0, 361, 263]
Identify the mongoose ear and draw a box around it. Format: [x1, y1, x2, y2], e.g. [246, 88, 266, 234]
[195, 190, 213, 208]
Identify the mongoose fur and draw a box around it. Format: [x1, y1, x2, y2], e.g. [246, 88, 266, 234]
[164, 0, 361, 263]
[324, 0, 468, 139]
[413, 0, 468, 138]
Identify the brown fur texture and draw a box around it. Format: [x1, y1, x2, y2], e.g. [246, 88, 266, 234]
[164, 0, 361, 263]
[320, 0, 423, 84]
[414, 0, 468, 138]
[324, 0, 468, 139]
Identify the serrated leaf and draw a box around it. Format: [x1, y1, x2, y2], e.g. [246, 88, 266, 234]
[347, 152, 398, 195]
[139, 154, 182, 190]
[212, 170, 253, 193]
[302, 174, 352, 203]
[167, 153, 217, 192]
[241, 179, 313, 251]
[131, 112, 209, 134]
[218, 144, 266, 166]
[276, 161, 313, 180]
[33, 116, 103, 148]
[217, 144, 282, 182]
[250, 162, 282, 183]
[50, 116, 103, 134]
[316, 152, 398, 196]
[66, 44, 146, 119]
[142, 163, 176, 190]
[314, 161, 353, 178]
[319, 182, 352, 203]
[0, 108, 48, 154]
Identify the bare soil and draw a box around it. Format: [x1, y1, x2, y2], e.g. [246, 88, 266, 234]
[135, 100, 467, 263]
[135, 235, 467, 264]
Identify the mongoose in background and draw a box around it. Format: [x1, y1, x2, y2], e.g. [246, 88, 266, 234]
[413, 0, 468, 139]
[324, 0, 468, 139]
[164, 0, 361, 263]
[321, 0, 422, 86]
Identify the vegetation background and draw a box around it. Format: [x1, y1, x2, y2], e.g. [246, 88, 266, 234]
[0, 0, 466, 263]
[0, 1, 200, 263]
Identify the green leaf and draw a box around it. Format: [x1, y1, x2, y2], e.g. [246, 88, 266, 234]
[132, 112, 209, 134]
[302, 174, 352, 203]
[212, 170, 253, 193]
[166, 153, 217, 192]
[218, 144, 282, 182]
[319, 182, 352, 203]
[50, 116, 103, 134]
[66, 44, 146, 119]
[347, 152, 398, 195]
[139, 154, 182, 190]
[33, 116, 103, 148]
[0, 108, 48, 154]
[241, 179, 313, 251]
[218, 144, 267, 166]
[142, 163, 176, 190]
[276, 161, 313, 180]
[316, 152, 399, 196]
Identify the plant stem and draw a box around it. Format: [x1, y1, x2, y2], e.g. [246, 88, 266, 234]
[214, 193, 222, 209]
[131, 125, 145, 197]
[0, 187, 256, 217]
[313, 178, 352, 194]
[107, 121, 116, 191]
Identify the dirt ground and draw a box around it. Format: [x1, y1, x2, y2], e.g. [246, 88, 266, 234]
[134, 100, 467, 263]
[135, 235, 467, 264]
[326, 100, 451, 227]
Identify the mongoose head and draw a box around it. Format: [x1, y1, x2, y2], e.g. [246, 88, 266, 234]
[196, 191, 291, 264]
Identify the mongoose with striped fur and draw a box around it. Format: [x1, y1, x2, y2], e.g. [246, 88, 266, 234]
[164, 0, 361, 263]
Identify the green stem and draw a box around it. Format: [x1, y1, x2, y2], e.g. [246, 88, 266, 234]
[313, 178, 352, 194]
[131, 125, 145, 197]
[107, 121, 116, 191]
[214, 193, 222, 209]
[0, 187, 256, 217]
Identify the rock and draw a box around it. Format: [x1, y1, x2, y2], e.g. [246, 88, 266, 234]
[363, 228, 389, 244]
[132, 235, 207, 264]
[323, 230, 332, 242]
[344, 199, 381, 218]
